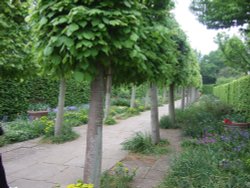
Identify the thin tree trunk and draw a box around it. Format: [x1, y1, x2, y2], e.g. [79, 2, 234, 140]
[84, 66, 104, 187]
[162, 86, 167, 104]
[104, 68, 112, 121]
[181, 87, 185, 110]
[55, 77, 66, 136]
[168, 83, 175, 126]
[191, 87, 196, 103]
[130, 85, 136, 108]
[150, 83, 160, 144]
[144, 85, 150, 108]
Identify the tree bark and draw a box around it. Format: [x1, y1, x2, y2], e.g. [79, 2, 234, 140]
[150, 83, 160, 144]
[55, 77, 66, 136]
[130, 85, 136, 108]
[168, 83, 175, 126]
[181, 87, 185, 110]
[84, 66, 104, 187]
[104, 67, 112, 121]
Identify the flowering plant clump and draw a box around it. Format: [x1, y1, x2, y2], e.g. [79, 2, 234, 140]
[101, 162, 137, 187]
[223, 118, 232, 125]
[67, 180, 94, 188]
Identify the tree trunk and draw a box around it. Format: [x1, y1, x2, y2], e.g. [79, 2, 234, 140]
[162, 86, 167, 104]
[84, 66, 104, 187]
[130, 85, 136, 108]
[104, 68, 112, 121]
[181, 87, 185, 110]
[168, 83, 175, 126]
[191, 87, 196, 103]
[150, 83, 160, 144]
[54, 77, 66, 136]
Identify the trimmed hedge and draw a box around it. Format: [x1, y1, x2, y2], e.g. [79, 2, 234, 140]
[213, 75, 250, 120]
[0, 78, 90, 120]
[202, 84, 214, 94]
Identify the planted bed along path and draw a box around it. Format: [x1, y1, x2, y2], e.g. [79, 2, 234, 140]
[0, 100, 182, 188]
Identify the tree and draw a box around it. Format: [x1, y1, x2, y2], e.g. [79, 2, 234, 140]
[190, 0, 250, 29]
[0, 0, 34, 79]
[216, 33, 250, 72]
[28, 1, 145, 186]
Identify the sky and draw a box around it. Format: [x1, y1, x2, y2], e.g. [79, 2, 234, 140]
[172, 0, 240, 55]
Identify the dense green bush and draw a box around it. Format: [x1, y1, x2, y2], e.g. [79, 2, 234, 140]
[176, 95, 231, 138]
[202, 84, 214, 94]
[121, 132, 169, 155]
[213, 75, 250, 121]
[0, 78, 90, 119]
[160, 115, 180, 129]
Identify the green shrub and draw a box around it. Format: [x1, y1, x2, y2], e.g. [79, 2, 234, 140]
[159, 115, 179, 129]
[63, 110, 88, 127]
[104, 117, 117, 125]
[121, 132, 169, 155]
[0, 78, 90, 119]
[101, 162, 136, 188]
[112, 97, 130, 107]
[213, 75, 250, 121]
[176, 95, 230, 138]
[159, 129, 250, 188]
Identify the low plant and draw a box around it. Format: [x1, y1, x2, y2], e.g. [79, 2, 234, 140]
[63, 110, 88, 127]
[159, 129, 250, 188]
[67, 180, 94, 188]
[104, 117, 117, 125]
[121, 132, 169, 155]
[28, 103, 50, 111]
[159, 115, 180, 129]
[112, 97, 130, 107]
[101, 162, 136, 188]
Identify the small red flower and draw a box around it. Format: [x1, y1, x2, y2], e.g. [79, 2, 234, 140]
[224, 118, 232, 125]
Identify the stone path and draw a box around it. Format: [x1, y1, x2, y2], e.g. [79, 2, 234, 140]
[0, 100, 182, 188]
[123, 129, 182, 188]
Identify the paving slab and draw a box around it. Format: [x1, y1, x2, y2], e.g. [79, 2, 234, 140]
[0, 100, 181, 188]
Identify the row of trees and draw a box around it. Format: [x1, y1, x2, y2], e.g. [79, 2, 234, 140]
[1, 0, 201, 186]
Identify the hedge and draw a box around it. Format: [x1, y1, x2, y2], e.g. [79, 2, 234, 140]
[0, 78, 90, 120]
[213, 75, 250, 120]
[202, 84, 214, 94]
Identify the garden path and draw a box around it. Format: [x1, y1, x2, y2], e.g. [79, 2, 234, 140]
[0, 100, 182, 188]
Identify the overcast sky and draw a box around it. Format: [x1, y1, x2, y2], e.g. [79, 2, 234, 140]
[172, 0, 239, 55]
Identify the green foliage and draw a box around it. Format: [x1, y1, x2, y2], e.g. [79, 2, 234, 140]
[159, 115, 180, 129]
[202, 84, 214, 94]
[216, 33, 250, 71]
[121, 132, 169, 155]
[0, 78, 90, 119]
[28, 103, 50, 111]
[0, 79, 30, 120]
[0, 0, 35, 78]
[64, 110, 88, 127]
[190, 0, 249, 29]
[67, 180, 93, 188]
[112, 98, 130, 107]
[176, 95, 231, 138]
[213, 76, 250, 121]
[104, 117, 117, 126]
[159, 129, 250, 188]
[101, 162, 136, 188]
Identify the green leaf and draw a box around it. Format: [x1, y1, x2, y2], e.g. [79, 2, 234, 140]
[44, 46, 53, 56]
[82, 32, 95, 40]
[79, 21, 87, 28]
[130, 33, 139, 41]
[39, 17, 48, 27]
[59, 36, 74, 47]
[66, 23, 80, 36]
[73, 71, 84, 82]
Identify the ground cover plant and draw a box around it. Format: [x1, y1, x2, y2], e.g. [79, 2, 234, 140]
[159, 95, 250, 188]
[173, 95, 231, 138]
[159, 129, 250, 188]
[121, 132, 169, 155]
[101, 162, 136, 188]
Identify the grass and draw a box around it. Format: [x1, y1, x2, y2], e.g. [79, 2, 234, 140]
[121, 132, 169, 155]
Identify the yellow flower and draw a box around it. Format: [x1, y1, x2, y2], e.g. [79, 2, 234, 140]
[66, 184, 75, 188]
